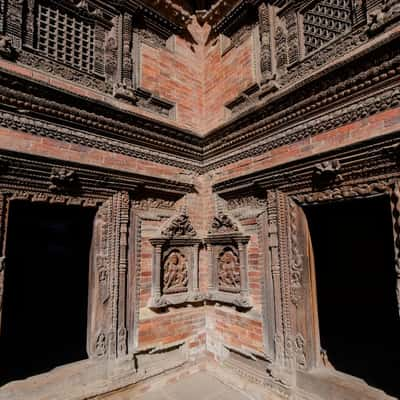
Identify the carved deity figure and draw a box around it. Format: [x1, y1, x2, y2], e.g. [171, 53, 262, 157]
[218, 248, 240, 292]
[163, 251, 188, 294]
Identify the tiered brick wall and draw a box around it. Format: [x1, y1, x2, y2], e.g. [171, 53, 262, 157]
[203, 33, 256, 131]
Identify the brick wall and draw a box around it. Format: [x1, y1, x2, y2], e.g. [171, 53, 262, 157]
[203, 33, 256, 131]
[140, 21, 256, 133]
[211, 107, 400, 184]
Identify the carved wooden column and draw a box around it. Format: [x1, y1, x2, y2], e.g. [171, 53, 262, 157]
[87, 191, 130, 360]
[207, 244, 215, 292]
[238, 240, 249, 298]
[390, 182, 400, 317]
[266, 190, 284, 366]
[117, 192, 130, 357]
[192, 242, 200, 293]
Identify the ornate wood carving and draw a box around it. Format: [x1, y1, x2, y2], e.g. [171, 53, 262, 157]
[258, 2, 274, 83]
[161, 212, 197, 238]
[390, 181, 400, 316]
[368, 0, 400, 34]
[48, 167, 78, 193]
[87, 191, 130, 359]
[5, 0, 24, 50]
[0, 193, 6, 333]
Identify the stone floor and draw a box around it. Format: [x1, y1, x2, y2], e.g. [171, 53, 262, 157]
[136, 372, 251, 400]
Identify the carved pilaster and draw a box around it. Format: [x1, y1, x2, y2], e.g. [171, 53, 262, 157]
[391, 182, 400, 317]
[238, 241, 249, 297]
[258, 2, 274, 83]
[24, 0, 36, 49]
[152, 244, 162, 298]
[122, 12, 133, 88]
[0, 0, 5, 33]
[117, 191, 129, 357]
[0, 193, 7, 333]
[5, 0, 24, 49]
[285, 11, 300, 65]
[267, 190, 284, 366]
[94, 22, 106, 77]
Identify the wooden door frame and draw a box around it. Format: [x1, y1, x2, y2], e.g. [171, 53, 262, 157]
[292, 183, 399, 371]
[0, 190, 131, 362]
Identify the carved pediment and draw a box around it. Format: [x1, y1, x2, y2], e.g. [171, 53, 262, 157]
[209, 213, 239, 234]
[161, 213, 197, 238]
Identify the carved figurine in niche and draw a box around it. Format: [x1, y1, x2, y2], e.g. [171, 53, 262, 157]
[218, 247, 241, 293]
[162, 250, 188, 294]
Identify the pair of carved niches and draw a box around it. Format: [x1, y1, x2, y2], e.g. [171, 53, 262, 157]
[149, 213, 202, 309]
[205, 214, 251, 309]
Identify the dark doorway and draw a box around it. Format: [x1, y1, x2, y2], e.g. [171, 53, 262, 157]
[0, 201, 95, 386]
[304, 195, 400, 398]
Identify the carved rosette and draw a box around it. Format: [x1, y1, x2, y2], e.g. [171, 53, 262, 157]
[205, 212, 251, 309]
[150, 212, 202, 309]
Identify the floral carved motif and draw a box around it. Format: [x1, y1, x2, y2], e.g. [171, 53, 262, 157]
[209, 213, 238, 234]
[162, 213, 196, 238]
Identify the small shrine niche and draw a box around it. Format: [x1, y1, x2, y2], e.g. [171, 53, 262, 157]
[205, 213, 251, 309]
[149, 212, 202, 309]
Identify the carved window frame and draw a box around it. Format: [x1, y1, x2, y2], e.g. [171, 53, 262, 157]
[205, 229, 251, 310]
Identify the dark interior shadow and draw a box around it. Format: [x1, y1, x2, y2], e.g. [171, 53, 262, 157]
[304, 195, 400, 398]
[0, 201, 95, 386]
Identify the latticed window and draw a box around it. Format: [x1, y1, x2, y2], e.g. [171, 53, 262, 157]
[303, 0, 353, 54]
[36, 2, 95, 72]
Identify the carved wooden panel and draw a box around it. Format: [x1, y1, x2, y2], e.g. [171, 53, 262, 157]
[87, 191, 130, 360]
[217, 245, 241, 293]
[266, 190, 319, 370]
[162, 248, 189, 294]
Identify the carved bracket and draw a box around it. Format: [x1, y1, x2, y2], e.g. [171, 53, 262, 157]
[368, 0, 400, 35]
[48, 167, 79, 194]
[0, 35, 17, 60]
[312, 159, 343, 189]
